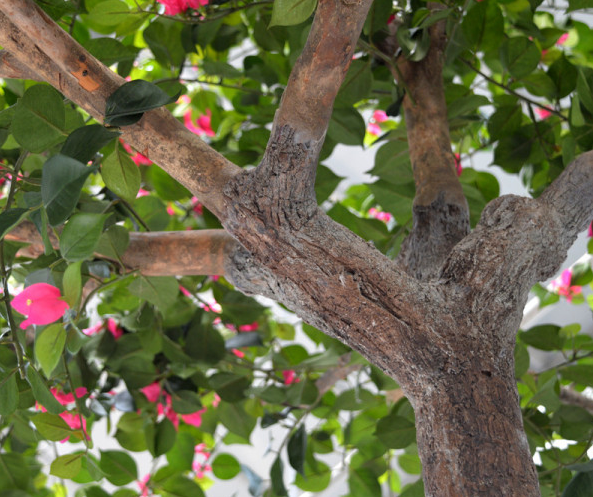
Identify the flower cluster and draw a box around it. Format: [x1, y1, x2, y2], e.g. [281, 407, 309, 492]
[11, 283, 69, 329]
[179, 95, 216, 137]
[551, 269, 582, 302]
[367, 110, 388, 136]
[156, 0, 208, 15]
[140, 382, 207, 429]
[368, 207, 393, 223]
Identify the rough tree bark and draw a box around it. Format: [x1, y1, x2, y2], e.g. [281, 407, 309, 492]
[1, 1, 593, 496]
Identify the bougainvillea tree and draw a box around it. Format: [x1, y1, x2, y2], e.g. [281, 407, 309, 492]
[1, 0, 593, 495]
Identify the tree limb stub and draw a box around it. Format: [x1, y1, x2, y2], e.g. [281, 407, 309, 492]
[0, 1, 240, 217]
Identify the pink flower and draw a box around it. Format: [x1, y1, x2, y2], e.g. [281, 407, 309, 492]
[184, 109, 215, 137]
[166, 203, 176, 216]
[282, 370, 300, 385]
[157, 0, 208, 15]
[137, 474, 151, 497]
[141, 382, 207, 430]
[193, 444, 212, 478]
[231, 348, 245, 358]
[212, 393, 221, 407]
[368, 207, 393, 223]
[190, 196, 203, 215]
[551, 269, 582, 302]
[141, 382, 163, 403]
[180, 408, 206, 427]
[588, 221, 592, 237]
[179, 285, 192, 297]
[107, 318, 123, 340]
[454, 154, 462, 177]
[136, 188, 150, 198]
[373, 110, 388, 123]
[82, 322, 103, 336]
[51, 387, 87, 405]
[121, 141, 152, 166]
[367, 122, 382, 136]
[535, 107, 552, 120]
[238, 321, 259, 332]
[11, 283, 69, 329]
[557, 33, 569, 45]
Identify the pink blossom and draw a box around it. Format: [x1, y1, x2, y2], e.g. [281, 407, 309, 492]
[11, 283, 69, 329]
[588, 221, 592, 237]
[193, 444, 212, 478]
[137, 474, 151, 497]
[551, 269, 582, 302]
[141, 381, 207, 430]
[179, 285, 192, 297]
[121, 140, 152, 166]
[282, 370, 300, 385]
[454, 154, 462, 177]
[367, 122, 382, 136]
[157, 0, 208, 15]
[136, 188, 151, 198]
[373, 110, 388, 122]
[177, 94, 191, 105]
[557, 33, 569, 45]
[191, 196, 203, 215]
[184, 109, 215, 137]
[51, 387, 87, 405]
[107, 319, 123, 340]
[209, 275, 220, 282]
[82, 322, 103, 336]
[141, 382, 163, 403]
[180, 408, 207, 427]
[212, 393, 221, 407]
[368, 207, 393, 223]
[231, 348, 245, 358]
[535, 107, 552, 120]
[200, 301, 222, 313]
[238, 321, 259, 332]
[166, 203, 176, 216]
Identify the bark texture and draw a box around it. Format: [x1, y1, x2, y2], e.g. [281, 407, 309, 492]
[2, 1, 593, 496]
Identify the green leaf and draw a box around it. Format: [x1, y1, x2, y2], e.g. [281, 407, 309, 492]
[146, 418, 177, 457]
[336, 60, 374, 106]
[462, 1, 504, 52]
[287, 424, 306, 475]
[31, 412, 73, 441]
[375, 413, 416, 449]
[128, 275, 178, 311]
[577, 68, 593, 114]
[102, 143, 141, 204]
[212, 453, 241, 480]
[166, 431, 195, 472]
[0, 369, 19, 416]
[95, 224, 130, 260]
[185, 321, 226, 364]
[294, 458, 331, 492]
[349, 467, 382, 497]
[61, 124, 120, 163]
[99, 450, 138, 486]
[315, 164, 342, 203]
[26, 365, 64, 413]
[85, 0, 130, 27]
[218, 401, 256, 440]
[488, 105, 523, 141]
[50, 453, 83, 479]
[0, 208, 30, 240]
[562, 470, 593, 496]
[217, 290, 265, 325]
[0, 453, 30, 491]
[209, 372, 251, 402]
[150, 165, 190, 201]
[567, 0, 593, 11]
[548, 56, 578, 99]
[561, 365, 593, 387]
[202, 60, 243, 80]
[269, 0, 317, 27]
[41, 154, 97, 226]
[11, 85, 66, 153]
[327, 107, 366, 146]
[63, 261, 82, 308]
[35, 323, 67, 377]
[143, 19, 186, 69]
[520, 324, 564, 351]
[60, 213, 108, 262]
[161, 475, 205, 497]
[105, 80, 178, 127]
[271, 455, 287, 496]
[500, 37, 541, 79]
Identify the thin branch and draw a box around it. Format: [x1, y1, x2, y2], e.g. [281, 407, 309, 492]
[0, 0, 240, 217]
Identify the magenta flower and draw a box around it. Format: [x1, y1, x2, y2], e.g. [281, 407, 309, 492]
[282, 370, 300, 385]
[190, 196, 203, 215]
[231, 348, 246, 358]
[157, 0, 208, 15]
[193, 444, 212, 479]
[238, 321, 259, 332]
[588, 221, 592, 237]
[367, 122, 382, 136]
[535, 107, 552, 120]
[52, 387, 87, 405]
[184, 109, 216, 137]
[373, 110, 388, 123]
[137, 474, 150, 497]
[11, 283, 69, 329]
[121, 140, 152, 166]
[107, 319, 123, 340]
[368, 207, 393, 223]
[141, 381, 207, 429]
[454, 153, 463, 177]
[557, 33, 569, 45]
[551, 269, 582, 302]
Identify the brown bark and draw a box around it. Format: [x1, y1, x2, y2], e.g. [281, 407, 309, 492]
[2, 1, 593, 496]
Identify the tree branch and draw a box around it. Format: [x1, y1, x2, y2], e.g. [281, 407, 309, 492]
[0, 1, 240, 217]
[382, 14, 470, 280]
[0, 49, 41, 80]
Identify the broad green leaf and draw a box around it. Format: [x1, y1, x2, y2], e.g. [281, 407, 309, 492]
[488, 105, 523, 141]
[150, 165, 190, 201]
[169, 390, 203, 414]
[295, 459, 331, 492]
[567, 0, 593, 11]
[0, 453, 30, 491]
[218, 401, 256, 440]
[83, 38, 140, 69]
[0, 369, 19, 415]
[212, 453, 241, 480]
[327, 107, 366, 146]
[271, 456, 288, 496]
[61, 124, 120, 163]
[11, 85, 66, 153]
[209, 372, 251, 402]
[315, 164, 342, 203]
[105, 80, 178, 126]
[146, 418, 176, 457]
[128, 275, 178, 311]
[561, 470, 593, 496]
[50, 453, 83, 479]
[349, 467, 382, 497]
[577, 68, 593, 114]
[161, 475, 205, 497]
[0, 208, 30, 240]
[35, 323, 67, 377]
[269, 0, 317, 27]
[462, 1, 504, 52]
[202, 60, 243, 80]
[561, 365, 593, 387]
[31, 412, 73, 441]
[63, 261, 82, 308]
[287, 424, 306, 475]
[520, 324, 564, 351]
[500, 37, 541, 79]
[143, 19, 186, 69]
[548, 56, 578, 99]
[185, 322, 226, 364]
[99, 450, 137, 486]
[102, 144, 141, 203]
[85, 0, 130, 27]
[95, 224, 130, 261]
[166, 431, 195, 472]
[41, 154, 96, 226]
[375, 413, 416, 449]
[217, 290, 266, 325]
[60, 213, 108, 262]
[336, 60, 374, 106]
[369, 180, 415, 225]
[26, 365, 64, 413]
